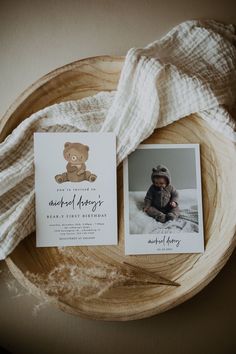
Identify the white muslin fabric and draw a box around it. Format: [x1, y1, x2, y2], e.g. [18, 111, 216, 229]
[0, 19, 236, 259]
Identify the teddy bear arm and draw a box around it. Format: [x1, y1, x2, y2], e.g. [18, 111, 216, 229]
[77, 163, 86, 175]
[66, 163, 77, 173]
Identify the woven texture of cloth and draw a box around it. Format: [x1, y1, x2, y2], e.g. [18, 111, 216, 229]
[0, 19, 236, 259]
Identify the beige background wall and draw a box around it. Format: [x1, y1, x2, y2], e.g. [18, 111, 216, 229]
[0, 1, 236, 353]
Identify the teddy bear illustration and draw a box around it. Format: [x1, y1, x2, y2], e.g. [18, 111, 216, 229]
[55, 142, 97, 184]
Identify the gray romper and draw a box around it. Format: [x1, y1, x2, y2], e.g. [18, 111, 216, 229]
[144, 164, 180, 223]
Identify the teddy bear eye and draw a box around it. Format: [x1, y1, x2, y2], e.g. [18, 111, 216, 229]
[161, 168, 167, 172]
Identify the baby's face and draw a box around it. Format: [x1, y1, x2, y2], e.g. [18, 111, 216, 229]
[153, 177, 167, 188]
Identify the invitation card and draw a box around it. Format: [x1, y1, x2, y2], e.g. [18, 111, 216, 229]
[123, 144, 204, 255]
[34, 132, 117, 247]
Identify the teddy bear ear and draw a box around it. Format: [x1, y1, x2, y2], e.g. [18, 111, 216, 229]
[64, 142, 71, 148]
[152, 168, 157, 172]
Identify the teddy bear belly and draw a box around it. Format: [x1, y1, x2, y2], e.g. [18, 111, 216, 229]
[67, 171, 86, 182]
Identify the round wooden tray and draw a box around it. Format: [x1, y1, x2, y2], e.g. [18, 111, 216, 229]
[1, 56, 236, 321]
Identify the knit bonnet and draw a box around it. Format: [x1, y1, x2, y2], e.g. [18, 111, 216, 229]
[151, 164, 171, 185]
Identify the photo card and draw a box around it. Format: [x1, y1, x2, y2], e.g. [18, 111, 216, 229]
[123, 144, 204, 255]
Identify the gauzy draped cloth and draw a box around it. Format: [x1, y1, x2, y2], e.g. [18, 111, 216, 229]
[0, 19, 236, 259]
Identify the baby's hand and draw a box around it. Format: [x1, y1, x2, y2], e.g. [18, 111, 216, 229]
[170, 201, 177, 208]
[143, 206, 149, 212]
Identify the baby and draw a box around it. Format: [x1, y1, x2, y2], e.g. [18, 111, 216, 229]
[143, 164, 180, 223]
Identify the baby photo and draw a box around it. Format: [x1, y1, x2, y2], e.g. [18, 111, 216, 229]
[123, 144, 204, 255]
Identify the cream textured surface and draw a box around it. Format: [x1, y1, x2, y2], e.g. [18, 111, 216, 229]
[1, 0, 236, 352]
[0, 19, 236, 260]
